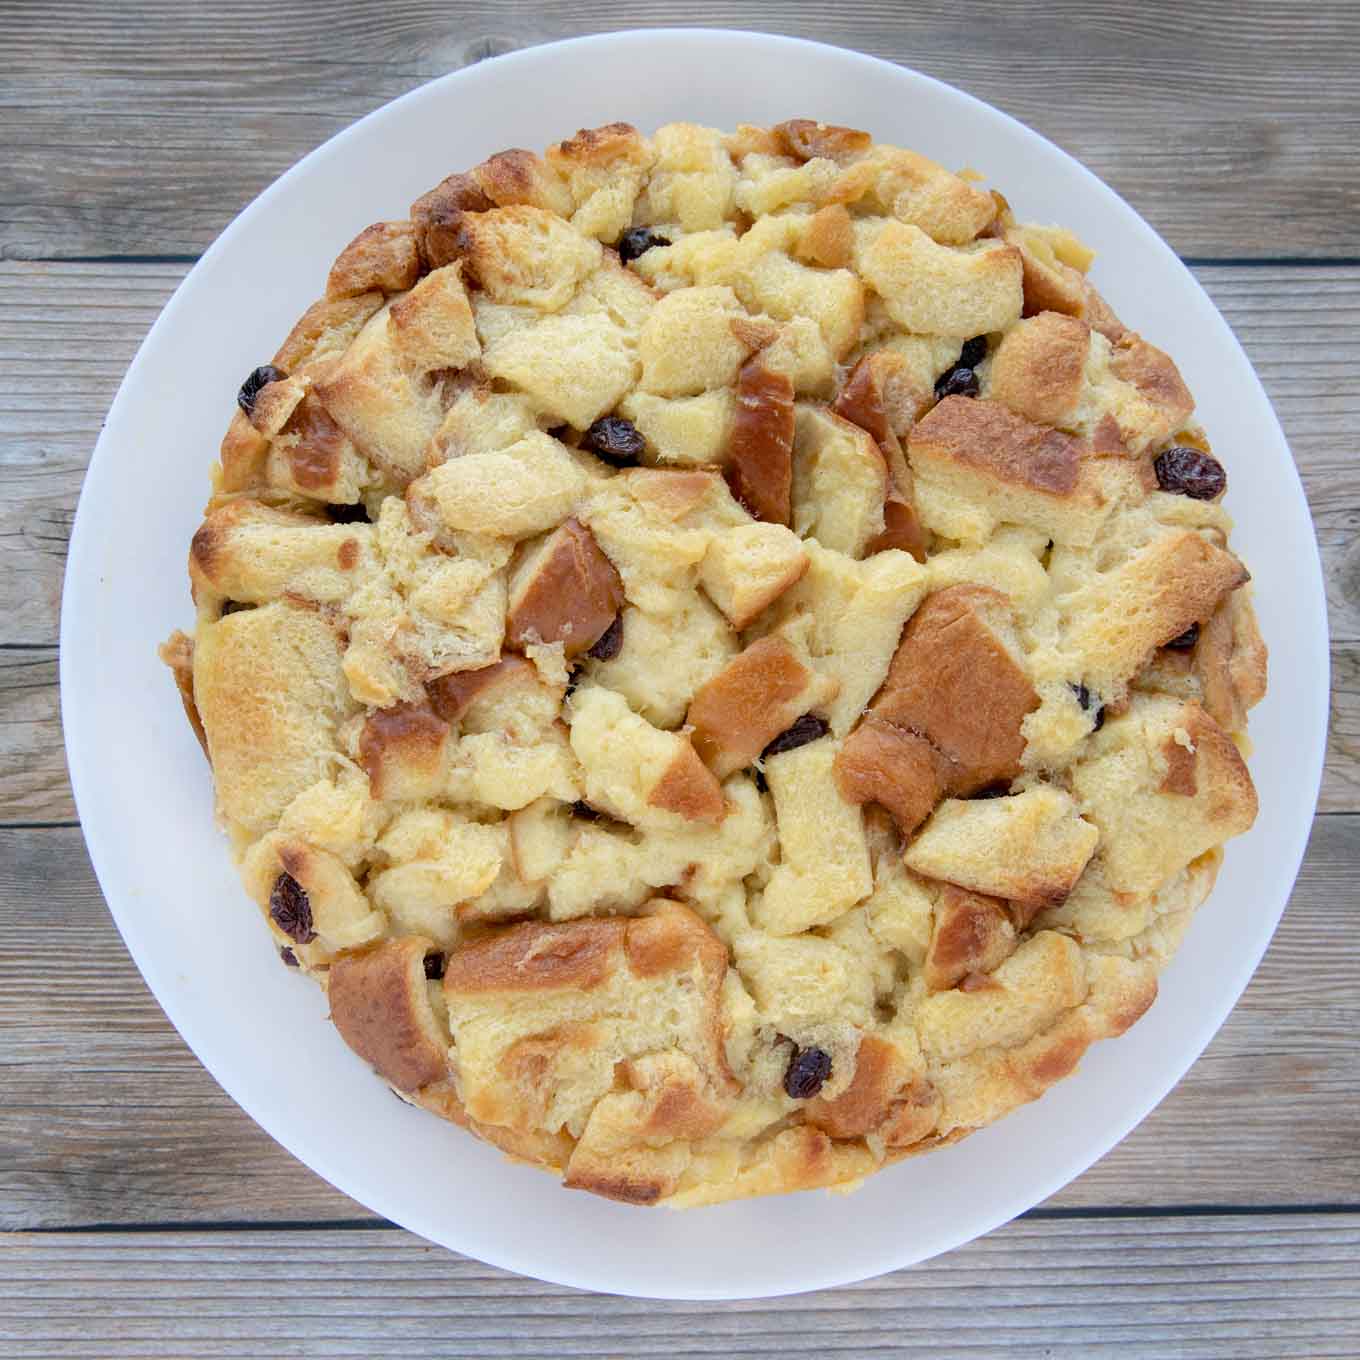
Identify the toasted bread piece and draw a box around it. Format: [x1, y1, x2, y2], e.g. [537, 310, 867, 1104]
[505, 519, 624, 658]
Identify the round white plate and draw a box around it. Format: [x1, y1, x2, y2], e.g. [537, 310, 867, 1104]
[62, 28, 1328, 1300]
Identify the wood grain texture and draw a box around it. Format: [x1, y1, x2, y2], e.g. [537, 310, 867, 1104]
[2, 1, 1358, 260]
[3, 817, 1357, 1231]
[3, 1216, 1359, 1359]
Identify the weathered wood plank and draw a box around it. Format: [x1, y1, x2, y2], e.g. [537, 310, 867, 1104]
[2, 1, 1358, 260]
[3, 818, 1356, 1230]
[2, 1216, 1358, 1357]
[3, 261, 1357, 817]
[0, 649, 68, 824]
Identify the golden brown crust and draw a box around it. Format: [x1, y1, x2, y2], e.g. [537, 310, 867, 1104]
[328, 936, 449, 1091]
[505, 519, 624, 658]
[725, 358, 794, 524]
[326, 221, 422, 300]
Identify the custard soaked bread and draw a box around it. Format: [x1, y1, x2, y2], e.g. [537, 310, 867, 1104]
[163, 118, 1266, 1206]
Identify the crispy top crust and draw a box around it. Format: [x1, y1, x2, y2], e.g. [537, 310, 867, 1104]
[170, 118, 1263, 1209]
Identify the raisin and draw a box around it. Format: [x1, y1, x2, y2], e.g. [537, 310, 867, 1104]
[934, 365, 980, 400]
[761, 714, 830, 760]
[617, 227, 670, 264]
[325, 501, 371, 524]
[1071, 683, 1106, 732]
[237, 364, 287, 415]
[1165, 622, 1200, 651]
[1154, 446, 1226, 500]
[584, 415, 646, 466]
[586, 614, 624, 662]
[958, 336, 988, 369]
[783, 1045, 833, 1100]
[571, 800, 602, 821]
[423, 951, 446, 981]
[280, 947, 300, 968]
[268, 872, 316, 944]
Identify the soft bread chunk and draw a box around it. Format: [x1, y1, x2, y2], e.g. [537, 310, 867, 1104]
[546, 122, 653, 240]
[1070, 696, 1258, 894]
[700, 522, 808, 628]
[922, 884, 1018, 992]
[905, 787, 1098, 908]
[569, 685, 725, 827]
[442, 901, 735, 1151]
[830, 144, 996, 245]
[189, 500, 374, 607]
[686, 636, 839, 780]
[997, 220, 1095, 319]
[770, 541, 929, 735]
[618, 389, 734, 467]
[833, 720, 950, 838]
[835, 584, 1036, 835]
[581, 590, 736, 728]
[1056, 530, 1249, 694]
[791, 403, 887, 557]
[417, 432, 587, 538]
[328, 936, 449, 1091]
[755, 737, 873, 935]
[916, 930, 1087, 1062]
[855, 221, 1022, 336]
[987, 312, 1194, 454]
[1194, 590, 1268, 733]
[313, 302, 444, 483]
[451, 205, 601, 309]
[386, 261, 480, 372]
[427, 655, 558, 733]
[581, 467, 748, 612]
[909, 395, 1115, 546]
[732, 249, 864, 360]
[241, 832, 386, 959]
[545, 777, 771, 921]
[804, 1033, 941, 1146]
[427, 385, 538, 464]
[367, 809, 504, 943]
[634, 122, 738, 232]
[193, 603, 353, 834]
[325, 221, 421, 299]
[505, 518, 624, 658]
[482, 311, 636, 429]
[725, 358, 795, 525]
[639, 286, 756, 396]
[264, 395, 372, 506]
[357, 702, 451, 801]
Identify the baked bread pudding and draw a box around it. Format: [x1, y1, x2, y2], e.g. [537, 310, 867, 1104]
[162, 119, 1266, 1206]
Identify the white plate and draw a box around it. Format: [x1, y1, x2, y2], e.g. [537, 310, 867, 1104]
[62, 29, 1328, 1300]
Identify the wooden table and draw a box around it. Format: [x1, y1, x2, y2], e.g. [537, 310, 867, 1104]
[3, 2, 1358, 1353]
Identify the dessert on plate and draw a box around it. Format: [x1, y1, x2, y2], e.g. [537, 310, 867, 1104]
[162, 118, 1266, 1206]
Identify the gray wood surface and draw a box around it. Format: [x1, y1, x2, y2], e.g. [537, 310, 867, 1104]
[3, 1217, 1360, 1359]
[2, 0, 1358, 1353]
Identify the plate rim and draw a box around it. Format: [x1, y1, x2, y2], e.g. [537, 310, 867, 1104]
[60, 26, 1329, 1300]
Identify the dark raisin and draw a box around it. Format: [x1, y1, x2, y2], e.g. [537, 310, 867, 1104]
[583, 415, 646, 466]
[1153, 446, 1226, 501]
[237, 364, 287, 415]
[761, 714, 830, 760]
[1165, 622, 1200, 651]
[219, 599, 253, 616]
[280, 947, 299, 968]
[423, 951, 446, 981]
[571, 800, 602, 821]
[268, 872, 316, 944]
[783, 1045, 833, 1100]
[934, 365, 979, 400]
[958, 336, 988, 369]
[1071, 683, 1106, 732]
[617, 227, 670, 264]
[325, 501, 371, 524]
[586, 614, 624, 661]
